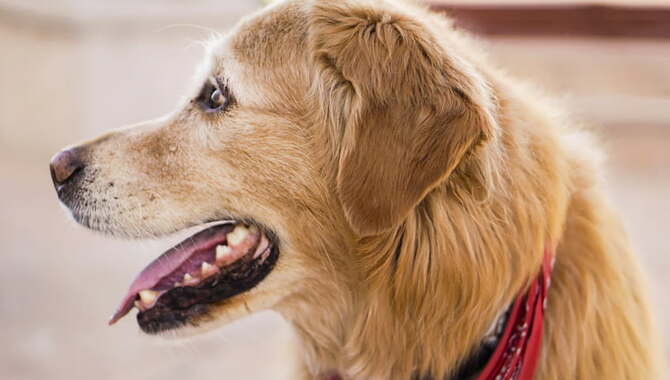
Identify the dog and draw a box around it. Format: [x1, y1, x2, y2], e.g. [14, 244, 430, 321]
[50, 0, 662, 379]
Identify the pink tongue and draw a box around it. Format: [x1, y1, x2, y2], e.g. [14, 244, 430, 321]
[108, 223, 235, 325]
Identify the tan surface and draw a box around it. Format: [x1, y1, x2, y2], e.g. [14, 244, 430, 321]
[0, 2, 668, 379]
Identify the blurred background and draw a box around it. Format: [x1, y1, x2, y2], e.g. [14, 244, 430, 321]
[1, 0, 668, 379]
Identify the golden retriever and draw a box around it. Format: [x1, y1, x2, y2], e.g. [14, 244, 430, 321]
[50, 0, 662, 378]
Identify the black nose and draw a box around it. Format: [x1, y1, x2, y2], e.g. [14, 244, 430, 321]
[50, 148, 84, 188]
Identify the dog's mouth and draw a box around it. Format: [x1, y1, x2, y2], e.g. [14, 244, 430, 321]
[109, 221, 279, 334]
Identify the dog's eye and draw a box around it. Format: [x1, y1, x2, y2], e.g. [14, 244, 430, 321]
[197, 79, 231, 113]
[209, 89, 225, 109]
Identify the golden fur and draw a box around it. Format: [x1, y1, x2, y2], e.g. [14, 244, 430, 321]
[58, 0, 661, 378]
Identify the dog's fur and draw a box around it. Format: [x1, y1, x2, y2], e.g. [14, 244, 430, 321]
[58, 0, 661, 378]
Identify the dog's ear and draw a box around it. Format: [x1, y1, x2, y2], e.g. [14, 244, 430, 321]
[308, 0, 498, 236]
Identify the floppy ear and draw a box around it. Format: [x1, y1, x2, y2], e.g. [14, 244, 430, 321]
[308, 0, 498, 236]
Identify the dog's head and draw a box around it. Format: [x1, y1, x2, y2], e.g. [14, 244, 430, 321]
[51, 0, 498, 336]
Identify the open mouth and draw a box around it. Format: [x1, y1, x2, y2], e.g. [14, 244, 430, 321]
[109, 221, 279, 334]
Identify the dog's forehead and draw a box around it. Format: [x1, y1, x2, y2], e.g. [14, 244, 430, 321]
[205, 1, 310, 107]
[205, 1, 308, 107]
[211, 1, 308, 72]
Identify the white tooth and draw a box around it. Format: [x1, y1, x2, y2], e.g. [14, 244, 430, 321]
[201, 262, 218, 277]
[183, 273, 199, 285]
[227, 225, 249, 246]
[139, 290, 158, 306]
[253, 236, 270, 259]
[261, 248, 271, 260]
[134, 300, 145, 311]
[216, 245, 232, 261]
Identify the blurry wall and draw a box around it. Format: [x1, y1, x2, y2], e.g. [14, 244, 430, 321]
[0, 0, 260, 164]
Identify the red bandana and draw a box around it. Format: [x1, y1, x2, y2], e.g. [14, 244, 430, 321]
[476, 248, 555, 380]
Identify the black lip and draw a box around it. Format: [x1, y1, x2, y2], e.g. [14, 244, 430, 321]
[136, 243, 279, 334]
[51, 165, 282, 330]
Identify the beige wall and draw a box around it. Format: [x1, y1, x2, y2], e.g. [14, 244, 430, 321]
[0, 0, 260, 163]
[488, 38, 670, 127]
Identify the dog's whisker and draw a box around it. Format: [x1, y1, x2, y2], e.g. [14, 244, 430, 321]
[152, 23, 222, 38]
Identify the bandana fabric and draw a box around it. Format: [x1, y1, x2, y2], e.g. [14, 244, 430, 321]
[475, 249, 555, 380]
